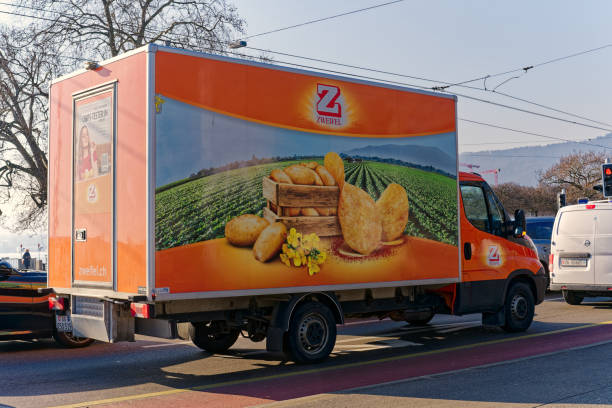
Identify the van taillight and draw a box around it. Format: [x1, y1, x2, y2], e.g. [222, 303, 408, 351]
[549, 254, 554, 273]
[586, 204, 596, 209]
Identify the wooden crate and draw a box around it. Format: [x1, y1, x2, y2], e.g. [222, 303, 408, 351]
[262, 177, 341, 236]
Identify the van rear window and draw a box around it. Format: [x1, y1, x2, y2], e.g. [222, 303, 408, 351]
[557, 212, 594, 236]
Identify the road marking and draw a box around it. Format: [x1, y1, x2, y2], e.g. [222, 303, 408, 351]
[49, 320, 612, 408]
[141, 341, 193, 348]
[260, 338, 612, 408]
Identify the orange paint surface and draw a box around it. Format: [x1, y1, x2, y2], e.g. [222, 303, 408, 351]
[156, 236, 457, 293]
[155, 51, 456, 138]
[49, 52, 148, 292]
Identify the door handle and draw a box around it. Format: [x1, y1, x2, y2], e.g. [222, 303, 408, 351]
[464, 242, 472, 260]
[75, 228, 87, 242]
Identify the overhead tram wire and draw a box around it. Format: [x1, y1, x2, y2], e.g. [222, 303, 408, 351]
[432, 43, 612, 91]
[4, 4, 611, 129]
[242, 45, 612, 128]
[242, 0, 406, 40]
[459, 118, 612, 150]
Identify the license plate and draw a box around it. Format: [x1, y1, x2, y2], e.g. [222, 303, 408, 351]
[55, 314, 73, 332]
[561, 258, 588, 267]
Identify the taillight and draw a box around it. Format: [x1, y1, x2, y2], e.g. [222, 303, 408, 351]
[586, 204, 596, 209]
[549, 253, 554, 274]
[130, 303, 151, 318]
[48, 296, 65, 311]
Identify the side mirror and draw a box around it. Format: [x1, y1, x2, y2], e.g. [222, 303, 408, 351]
[514, 209, 526, 238]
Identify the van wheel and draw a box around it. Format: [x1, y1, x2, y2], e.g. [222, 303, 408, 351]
[53, 330, 94, 348]
[502, 282, 534, 333]
[286, 301, 336, 364]
[562, 290, 583, 305]
[189, 321, 240, 354]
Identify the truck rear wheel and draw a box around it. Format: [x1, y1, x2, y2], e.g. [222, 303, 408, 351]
[562, 290, 583, 305]
[502, 282, 534, 333]
[405, 310, 435, 326]
[189, 321, 240, 354]
[53, 330, 94, 348]
[286, 301, 336, 364]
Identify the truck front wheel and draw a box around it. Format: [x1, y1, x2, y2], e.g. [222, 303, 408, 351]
[562, 290, 584, 305]
[502, 282, 535, 333]
[286, 301, 337, 364]
[189, 321, 240, 354]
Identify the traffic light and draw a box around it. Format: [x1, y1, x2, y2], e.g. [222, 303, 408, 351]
[603, 163, 612, 197]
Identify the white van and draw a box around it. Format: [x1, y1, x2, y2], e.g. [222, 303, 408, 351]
[550, 201, 612, 304]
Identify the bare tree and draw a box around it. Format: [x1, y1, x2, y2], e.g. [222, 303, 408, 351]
[23, 0, 246, 59]
[0, 1, 245, 230]
[539, 151, 606, 203]
[0, 28, 58, 230]
[493, 183, 557, 217]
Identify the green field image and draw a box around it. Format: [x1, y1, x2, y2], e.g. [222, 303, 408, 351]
[155, 160, 458, 251]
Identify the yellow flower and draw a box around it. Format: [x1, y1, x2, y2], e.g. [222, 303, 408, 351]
[294, 256, 302, 267]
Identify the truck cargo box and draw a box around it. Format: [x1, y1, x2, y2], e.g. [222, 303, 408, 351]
[49, 44, 460, 302]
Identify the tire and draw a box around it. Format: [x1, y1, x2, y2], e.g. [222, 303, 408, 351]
[53, 331, 94, 348]
[189, 321, 240, 354]
[563, 290, 584, 306]
[286, 301, 337, 364]
[502, 282, 535, 333]
[405, 311, 435, 326]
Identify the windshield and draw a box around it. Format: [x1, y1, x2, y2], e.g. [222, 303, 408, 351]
[526, 220, 554, 240]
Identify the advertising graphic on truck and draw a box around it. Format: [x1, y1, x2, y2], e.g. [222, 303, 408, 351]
[153, 52, 459, 294]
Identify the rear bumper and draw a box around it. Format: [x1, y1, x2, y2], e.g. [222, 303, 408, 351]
[550, 283, 612, 293]
[534, 267, 547, 304]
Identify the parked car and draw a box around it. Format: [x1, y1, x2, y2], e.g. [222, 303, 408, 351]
[526, 217, 555, 287]
[0, 262, 93, 347]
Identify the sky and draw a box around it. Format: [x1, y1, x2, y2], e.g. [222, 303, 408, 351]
[230, 0, 612, 154]
[0, 0, 611, 249]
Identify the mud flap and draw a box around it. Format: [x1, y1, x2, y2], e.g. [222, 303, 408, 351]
[482, 308, 505, 327]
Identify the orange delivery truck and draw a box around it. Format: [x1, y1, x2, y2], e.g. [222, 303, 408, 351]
[46, 44, 546, 363]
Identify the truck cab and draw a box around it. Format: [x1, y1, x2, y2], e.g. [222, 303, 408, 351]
[456, 172, 546, 330]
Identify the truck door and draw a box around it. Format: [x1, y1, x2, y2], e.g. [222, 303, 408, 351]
[459, 182, 517, 311]
[72, 85, 116, 289]
[553, 209, 595, 285]
[593, 209, 612, 285]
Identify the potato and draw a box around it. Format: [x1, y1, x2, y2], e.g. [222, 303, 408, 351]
[315, 207, 333, 216]
[313, 171, 324, 186]
[286, 207, 301, 216]
[306, 161, 319, 169]
[270, 168, 293, 184]
[338, 183, 381, 255]
[225, 214, 269, 247]
[253, 222, 287, 262]
[284, 165, 317, 185]
[324, 152, 345, 190]
[315, 165, 336, 186]
[301, 208, 319, 216]
[376, 183, 409, 242]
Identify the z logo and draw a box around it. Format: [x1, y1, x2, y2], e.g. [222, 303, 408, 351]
[487, 245, 501, 266]
[316, 84, 342, 118]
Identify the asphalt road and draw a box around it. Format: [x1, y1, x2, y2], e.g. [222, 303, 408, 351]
[1, 293, 612, 408]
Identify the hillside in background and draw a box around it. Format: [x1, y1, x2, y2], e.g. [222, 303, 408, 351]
[460, 133, 612, 186]
[344, 144, 456, 175]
